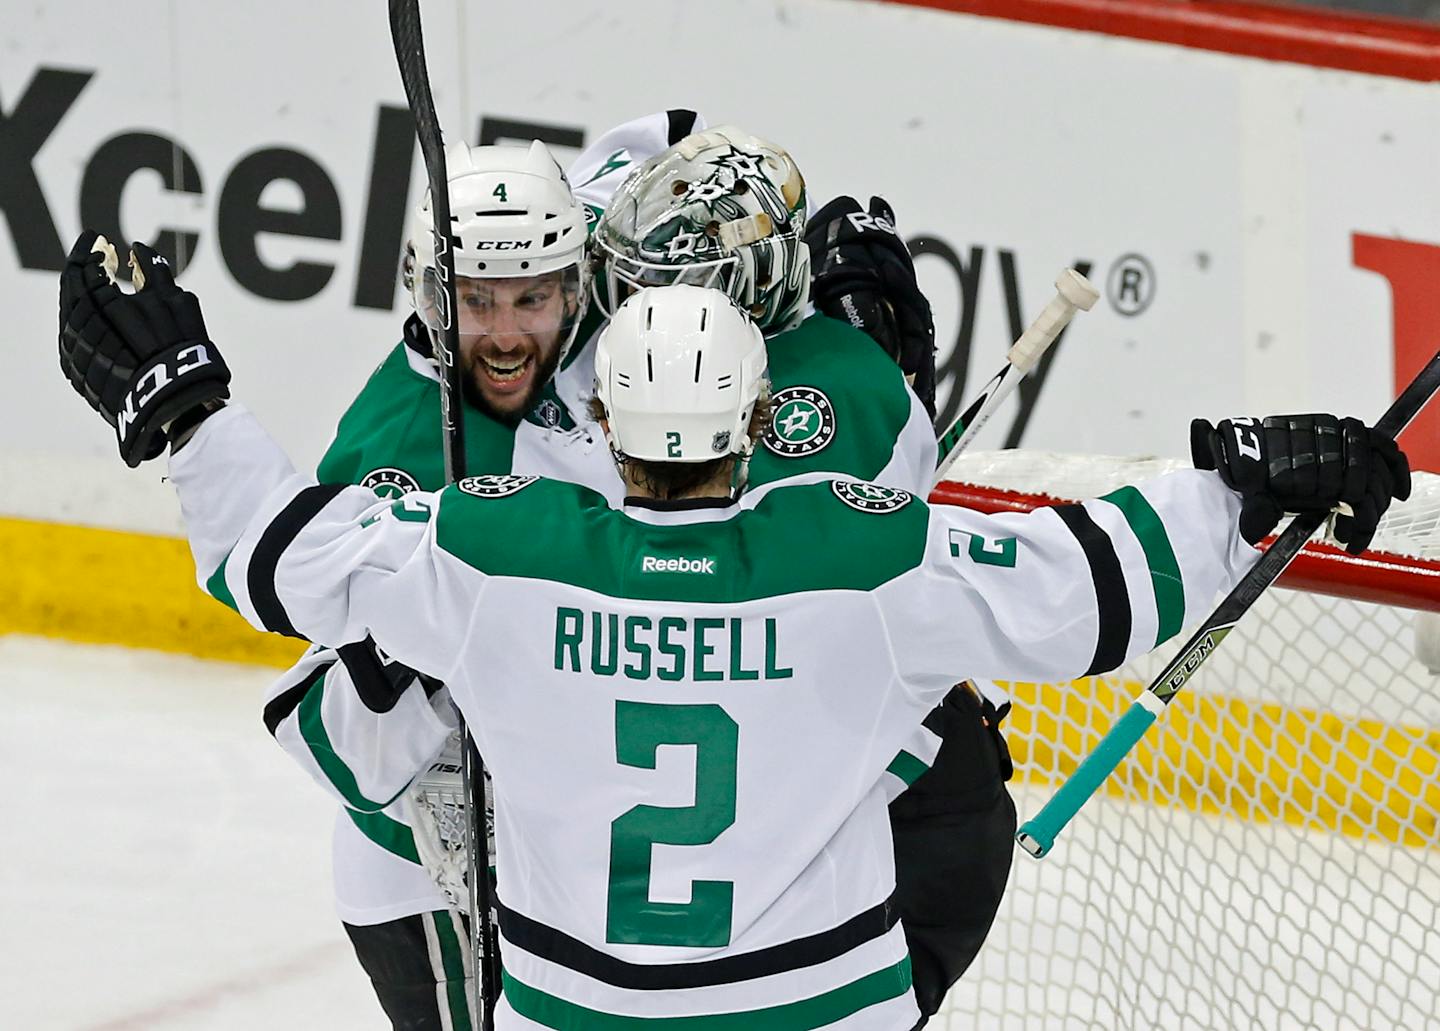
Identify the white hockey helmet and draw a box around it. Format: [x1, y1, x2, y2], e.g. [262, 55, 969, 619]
[594, 126, 810, 335]
[594, 285, 768, 463]
[407, 140, 590, 358]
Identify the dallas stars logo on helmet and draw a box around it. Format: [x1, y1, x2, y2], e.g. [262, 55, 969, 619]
[831, 480, 913, 513]
[361, 467, 422, 498]
[457, 474, 539, 498]
[763, 386, 836, 458]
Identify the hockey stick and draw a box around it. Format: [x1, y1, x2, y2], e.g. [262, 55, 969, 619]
[388, 2, 500, 1024]
[1016, 347, 1440, 859]
[933, 268, 1099, 483]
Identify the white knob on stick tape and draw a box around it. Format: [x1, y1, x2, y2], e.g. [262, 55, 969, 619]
[1007, 269, 1100, 370]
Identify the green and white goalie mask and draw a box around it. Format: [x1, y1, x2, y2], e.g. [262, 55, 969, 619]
[594, 284, 768, 464]
[594, 126, 810, 335]
[407, 140, 590, 383]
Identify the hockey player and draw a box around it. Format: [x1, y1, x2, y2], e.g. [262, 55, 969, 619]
[57, 247, 1410, 1029]
[595, 128, 1012, 1019]
[266, 117, 944, 1028]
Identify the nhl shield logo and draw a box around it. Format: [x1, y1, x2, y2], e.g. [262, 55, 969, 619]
[535, 399, 562, 428]
[763, 386, 836, 458]
[456, 474, 539, 498]
[831, 480, 913, 513]
[711, 430, 731, 453]
[361, 467, 422, 498]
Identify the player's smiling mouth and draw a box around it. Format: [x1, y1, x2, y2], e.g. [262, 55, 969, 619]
[478, 354, 534, 388]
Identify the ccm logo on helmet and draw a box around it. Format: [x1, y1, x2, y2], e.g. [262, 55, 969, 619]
[641, 555, 716, 574]
[473, 240, 533, 251]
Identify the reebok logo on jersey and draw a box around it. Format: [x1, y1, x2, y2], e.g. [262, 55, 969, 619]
[641, 555, 716, 574]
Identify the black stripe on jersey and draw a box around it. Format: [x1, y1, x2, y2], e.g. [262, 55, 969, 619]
[496, 892, 897, 990]
[666, 109, 699, 144]
[248, 484, 347, 639]
[262, 659, 331, 737]
[1052, 504, 1131, 676]
[339, 637, 423, 714]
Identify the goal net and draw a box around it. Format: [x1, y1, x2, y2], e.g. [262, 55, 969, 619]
[931, 451, 1440, 1030]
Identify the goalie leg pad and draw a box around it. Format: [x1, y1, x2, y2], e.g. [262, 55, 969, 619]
[345, 911, 475, 1031]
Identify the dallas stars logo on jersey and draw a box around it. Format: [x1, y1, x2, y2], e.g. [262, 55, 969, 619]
[831, 480, 913, 513]
[361, 467, 422, 498]
[457, 475, 539, 498]
[763, 386, 836, 458]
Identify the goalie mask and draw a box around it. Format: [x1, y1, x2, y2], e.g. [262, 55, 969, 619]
[594, 126, 810, 336]
[594, 285, 768, 464]
[405, 140, 590, 421]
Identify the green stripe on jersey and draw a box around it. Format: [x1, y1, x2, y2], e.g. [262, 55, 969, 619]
[885, 750, 931, 788]
[501, 955, 912, 1029]
[346, 808, 422, 864]
[1099, 486, 1185, 645]
[436, 479, 928, 603]
[205, 553, 238, 613]
[298, 684, 408, 813]
[430, 911, 474, 1031]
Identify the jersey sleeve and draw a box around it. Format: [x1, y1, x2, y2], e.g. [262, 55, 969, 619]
[261, 642, 455, 812]
[868, 388, 938, 496]
[568, 109, 708, 215]
[877, 469, 1261, 694]
[169, 404, 482, 683]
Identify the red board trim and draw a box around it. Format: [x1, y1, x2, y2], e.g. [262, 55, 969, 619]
[876, 0, 1440, 81]
[929, 480, 1440, 612]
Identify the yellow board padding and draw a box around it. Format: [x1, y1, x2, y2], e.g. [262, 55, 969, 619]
[1001, 676, 1440, 849]
[1, 516, 304, 668]
[6, 514, 1437, 846]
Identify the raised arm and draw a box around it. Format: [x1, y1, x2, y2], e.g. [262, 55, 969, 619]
[55, 232, 481, 683]
[881, 410, 1408, 690]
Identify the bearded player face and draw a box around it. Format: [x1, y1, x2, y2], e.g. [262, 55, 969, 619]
[453, 271, 575, 424]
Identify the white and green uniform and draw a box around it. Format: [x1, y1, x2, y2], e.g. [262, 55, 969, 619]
[268, 307, 936, 927]
[178, 404, 1257, 1030]
[261, 110, 936, 929]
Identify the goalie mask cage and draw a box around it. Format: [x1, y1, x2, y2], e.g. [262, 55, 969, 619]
[931, 451, 1440, 1030]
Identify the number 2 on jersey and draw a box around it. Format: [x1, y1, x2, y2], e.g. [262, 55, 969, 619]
[606, 701, 737, 947]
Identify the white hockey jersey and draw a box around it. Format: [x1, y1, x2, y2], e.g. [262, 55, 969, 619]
[175, 405, 1257, 1029]
[262, 108, 941, 927]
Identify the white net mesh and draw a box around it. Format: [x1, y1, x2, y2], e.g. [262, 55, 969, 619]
[932, 452, 1440, 1031]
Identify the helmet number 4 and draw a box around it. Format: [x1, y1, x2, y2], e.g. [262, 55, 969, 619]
[667, 432, 682, 458]
[492, 182, 508, 203]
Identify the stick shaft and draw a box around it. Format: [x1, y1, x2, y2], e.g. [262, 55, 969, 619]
[934, 270, 1096, 482]
[1017, 348, 1440, 859]
[388, 2, 499, 1024]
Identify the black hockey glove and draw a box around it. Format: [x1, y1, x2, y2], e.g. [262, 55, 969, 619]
[804, 196, 937, 419]
[58, 232, 230, 467]
[1191, 414, 1411, 554]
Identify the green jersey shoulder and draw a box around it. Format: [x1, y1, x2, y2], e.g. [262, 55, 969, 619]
[434, 475, 929, 603]
[750, 313, 927, 489]
[317, 342, 518, 492]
